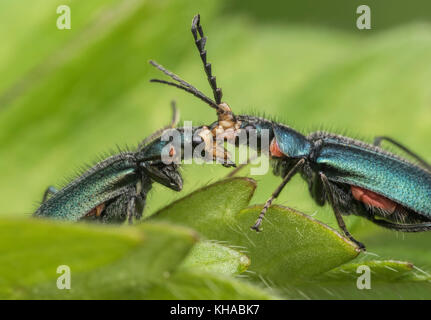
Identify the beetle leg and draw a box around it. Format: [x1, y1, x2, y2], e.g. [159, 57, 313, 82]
[320, 173, 366, 251]
[127, 196, 137, 225]
[251, 158, 305, 232]
[42, 186, 58, 203]
[374, 136, 431, 172]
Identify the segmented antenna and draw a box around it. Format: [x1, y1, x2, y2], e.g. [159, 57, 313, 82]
[138, 101, 179, 149]
[149, 60, 218, 110]
[169, 100, 180, 127]
[191, 14, 223, 105]
[149, 14, 226, 113]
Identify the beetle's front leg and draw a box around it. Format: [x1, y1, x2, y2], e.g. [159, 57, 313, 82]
[127, 196, 136, 225]
[251, 158, 305, 232]
[126, 184, 148, 224]
[102, 187, 144, 224]
[126, 181, 149, 224]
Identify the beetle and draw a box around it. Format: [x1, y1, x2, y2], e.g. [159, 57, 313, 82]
[34, 102, 234, 224]
[148, 14, 431, 250]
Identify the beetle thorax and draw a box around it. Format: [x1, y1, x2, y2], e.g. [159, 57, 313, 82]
[212, 102, 242, 140]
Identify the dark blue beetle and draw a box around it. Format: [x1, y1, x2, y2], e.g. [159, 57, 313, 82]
[149, 14, 431, 250]
[34, 103, 234, 224]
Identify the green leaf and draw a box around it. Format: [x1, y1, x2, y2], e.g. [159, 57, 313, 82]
[152, 177, 256, 229]
[179, 241, 251, 275]
[0, 218, 141, 294]
[356, 229, 431, 268]
[320, 260, 430, 282]
[235, 205, 360, 283]
[151, 178, 360, 285]
[143, 270, 280, 300]
[0, 219, 198, 299]
[288, 260, 431, 300]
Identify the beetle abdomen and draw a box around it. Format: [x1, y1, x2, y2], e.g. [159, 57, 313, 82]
[351, 185, 398, 213]
[315, 135, 431, 217]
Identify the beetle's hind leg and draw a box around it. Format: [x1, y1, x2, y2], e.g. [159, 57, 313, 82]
[320, 173, 366, 251]
[42, 186, 58, 203]
[374, 136, 431, 172]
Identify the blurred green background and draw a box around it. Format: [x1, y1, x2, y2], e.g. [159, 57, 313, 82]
[1, 0, 431, 298]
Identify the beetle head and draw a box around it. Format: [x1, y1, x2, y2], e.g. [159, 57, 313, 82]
[141, 162, 183, 191]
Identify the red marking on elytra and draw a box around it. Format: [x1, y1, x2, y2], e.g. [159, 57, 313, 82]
[351, 185, 397, 213]
[270, 138, 285, 158]
[86, 203, 106, 217]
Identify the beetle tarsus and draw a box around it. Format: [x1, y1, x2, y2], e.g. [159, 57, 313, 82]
[347, 234, 366, 251]
[251, 219, 262, 232]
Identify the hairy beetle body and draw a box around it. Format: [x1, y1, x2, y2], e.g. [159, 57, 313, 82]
[148, 14, 431, 249]
[35, 153, 143, 222]
[34, 108, 234, 223]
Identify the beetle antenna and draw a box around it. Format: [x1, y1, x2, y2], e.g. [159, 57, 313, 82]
[191, 14, 223, 105]
[149, 60, 219, 110]
[150, 78, 217, 109]
[170, 100, 180, 127]
[149, 15, 235, 126]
